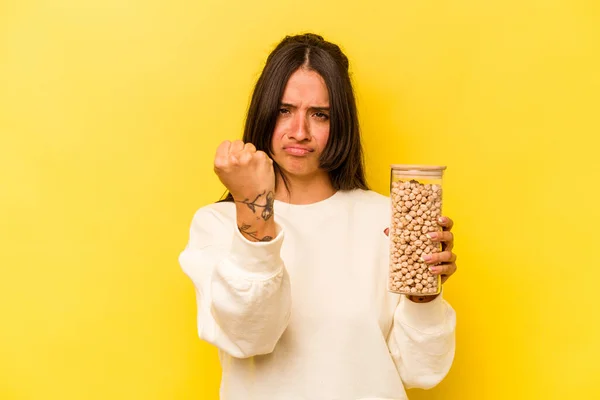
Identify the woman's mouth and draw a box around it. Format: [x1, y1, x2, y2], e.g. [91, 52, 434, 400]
[284, 146, 312, 156]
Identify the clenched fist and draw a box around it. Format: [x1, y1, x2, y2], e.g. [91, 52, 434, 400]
[214, 140, 276, 225]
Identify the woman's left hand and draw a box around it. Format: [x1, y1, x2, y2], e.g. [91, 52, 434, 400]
[384, 215, 458, 285]
[422, 216, 457, 284]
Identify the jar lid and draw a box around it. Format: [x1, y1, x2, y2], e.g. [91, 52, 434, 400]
[391, 164, 447, 171]
[390, 164, 447, 177]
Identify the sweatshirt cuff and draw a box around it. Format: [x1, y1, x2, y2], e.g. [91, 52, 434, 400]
[397, 289, 447, 333]
[228, 221, 284, 276]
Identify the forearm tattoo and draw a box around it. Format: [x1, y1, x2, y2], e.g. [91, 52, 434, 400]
[238, 223, 273, 242]
[235, 190, 274, 221]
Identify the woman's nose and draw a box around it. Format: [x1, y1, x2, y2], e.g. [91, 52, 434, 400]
[287, 114, 310, 141]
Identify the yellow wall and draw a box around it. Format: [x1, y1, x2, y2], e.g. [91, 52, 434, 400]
[1, 0, 598, 399]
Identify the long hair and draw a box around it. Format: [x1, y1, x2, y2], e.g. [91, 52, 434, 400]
[220, 33, 368, 202]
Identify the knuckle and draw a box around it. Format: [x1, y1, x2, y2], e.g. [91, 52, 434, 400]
[230, 140, 244, 153]
[440, 251, 451, 263]
[214, 157, 226, 169]
[433, 251, 446, 264]
[235, 152, 248, 163]
[228, 153, 240, 165]
[216, 141, 230, 156]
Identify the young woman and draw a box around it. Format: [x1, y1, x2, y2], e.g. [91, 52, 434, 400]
[179, 33, 457, 400]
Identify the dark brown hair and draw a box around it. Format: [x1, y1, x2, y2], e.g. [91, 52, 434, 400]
[221, 33, 368, 201]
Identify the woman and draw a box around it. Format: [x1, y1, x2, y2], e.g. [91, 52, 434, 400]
[179, 33, 457, 400]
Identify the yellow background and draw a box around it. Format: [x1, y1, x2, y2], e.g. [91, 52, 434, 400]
[1, 0, 599, 399]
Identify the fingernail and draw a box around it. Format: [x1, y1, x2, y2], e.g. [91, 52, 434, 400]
[429, 266, 440, 273]
[426, 232, 437, 240]
[438, 216, 446, 224]
[421, 254, 433, 262]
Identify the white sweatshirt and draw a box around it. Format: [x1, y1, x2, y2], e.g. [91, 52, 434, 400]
[179, 189, 456, 400]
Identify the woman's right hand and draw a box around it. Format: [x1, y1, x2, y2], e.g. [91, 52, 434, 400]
[214, 140, 276, 231]
[214, 140, 275, 200]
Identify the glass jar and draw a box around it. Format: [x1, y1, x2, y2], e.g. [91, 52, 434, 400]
[388, 164, 447, 296]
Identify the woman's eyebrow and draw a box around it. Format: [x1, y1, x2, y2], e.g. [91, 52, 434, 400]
[280, 102, 330, 111]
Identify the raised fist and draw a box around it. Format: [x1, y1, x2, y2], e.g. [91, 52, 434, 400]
[214, 140, 275, 208]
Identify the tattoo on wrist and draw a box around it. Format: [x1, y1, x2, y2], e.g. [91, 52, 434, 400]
[238, 223, 273, 242]
[235, 191, 274, 221]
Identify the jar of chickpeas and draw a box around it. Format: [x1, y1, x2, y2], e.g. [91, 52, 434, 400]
[388, 164, 446, 296]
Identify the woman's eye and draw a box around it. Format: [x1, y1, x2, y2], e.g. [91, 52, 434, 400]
[279, 108, 289, 114]
[315, 112, 329, 120]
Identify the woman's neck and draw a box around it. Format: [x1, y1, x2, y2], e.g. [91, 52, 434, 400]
[275, 172, 336, 205]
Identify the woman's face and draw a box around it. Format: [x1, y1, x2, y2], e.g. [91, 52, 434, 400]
[271, 68, 330, 180]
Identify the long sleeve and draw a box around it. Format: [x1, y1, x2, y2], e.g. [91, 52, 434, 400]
[386, 290, 456, 389]
[179, 207, 292, 359]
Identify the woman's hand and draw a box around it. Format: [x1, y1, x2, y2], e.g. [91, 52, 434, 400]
[214, 140, 275, 204]
[384, 216, 457, 302]
[422, 216, 457, 284]
[214, 140, 276, 242]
